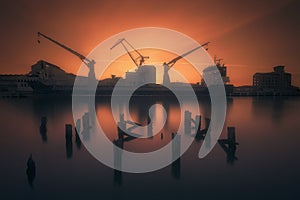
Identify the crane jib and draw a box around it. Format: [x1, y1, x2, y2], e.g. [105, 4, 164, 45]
[167, 42, 209, 67]
[37, 32, 93, 64]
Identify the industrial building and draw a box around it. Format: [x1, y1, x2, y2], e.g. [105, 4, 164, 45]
[253, 66, 291, 91]
[0, 60, 77, 96]
[29, 60, 76, 85]
[0, 74, 36, 96]
[124, 65, 156, 86]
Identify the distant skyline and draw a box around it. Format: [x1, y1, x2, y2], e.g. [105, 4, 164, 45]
[0, 0, 299, 86]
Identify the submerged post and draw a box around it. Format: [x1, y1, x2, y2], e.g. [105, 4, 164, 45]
[65, 124, 72, 141]
[185, 110, 201, 135]
[227, 127, 236, 144]
[75, 119, 81, 134]
[148, 119, 153, 138]
[82, 112, 89, 131]
[172, 133, 181, 179]
[65, 124, 73, 158]
[195, 115, 201, 133]
[117, 113, 126, 141]
[113, 139, 123, 186]
[184, 111, 191, 135]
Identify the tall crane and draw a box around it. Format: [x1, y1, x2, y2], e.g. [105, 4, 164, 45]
[213, 55, 229, 84]
[110, 38, 149, 67]
[37, 32, 96, 80]
[163, 42, 210, 85]
[214, 55, 223, 66]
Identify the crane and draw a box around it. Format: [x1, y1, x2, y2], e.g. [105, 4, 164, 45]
[162, 42, 210, 85]
[110, 38, 149, 67]
[37, 32, 96, 80]
[213, 55, 229, 83]
[214, 55, 223, 66]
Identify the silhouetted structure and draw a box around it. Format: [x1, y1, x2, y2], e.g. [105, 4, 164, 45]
[218, 127, 239, 164]
[39, 116, 47, 142]
[26, 154, 36, 188]
[201, 55, 230, 86]
[171, 133, 181, 179]
[65, 124, 73, 158]
[253, 66, 291, 91]
[75, 131, 81, 150]
[113, 139, 123, 187]
[195, 117, 210, 141]
[75, 119, 82, 149]
[0, 74, 36, 97]
[184, 110, 201, 136]
[82, 112, 90, 141]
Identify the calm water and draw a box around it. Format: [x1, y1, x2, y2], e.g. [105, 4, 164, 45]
[0, 96, 299, 200]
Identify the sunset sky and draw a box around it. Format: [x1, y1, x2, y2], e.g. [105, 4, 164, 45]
[0, 0, 299, 86]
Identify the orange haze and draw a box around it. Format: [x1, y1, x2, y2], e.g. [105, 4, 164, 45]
[0, 0, 299, 86]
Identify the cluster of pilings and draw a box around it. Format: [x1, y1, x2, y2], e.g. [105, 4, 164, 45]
[184, 110, 211, 140]
[28, 115, 86, 187]
[111, 111, 239, 184]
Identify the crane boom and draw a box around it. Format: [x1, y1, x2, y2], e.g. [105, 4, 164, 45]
[110, 38, 149, 67]
[37, 32, 96, 80]
[37, 32, 93, 64]
[111, 39, 139, 67]
[166, 42, 210, 68]
[162, 41, 209, 85]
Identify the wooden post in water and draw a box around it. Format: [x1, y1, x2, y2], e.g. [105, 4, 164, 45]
[65, 124, 72, 141]
[113, 139, 123, 186]
[82, 112, 89, 131]
[227, 127, 236, 145]
[205, 118, 211, 130]
[172, 133, 181, 179]
[39, 116, 48, 142]
[117, 113, 126, 141]
[75, 119, 81, 134]
[184, 111, 191, 135]
[185, 110, 201, 135]
[65, 124, 73, 158]
[195, 115, 201, 133]
[40, 116, 47, 128]
[148, 118, 153, 138]
[172, 133, 181, 160]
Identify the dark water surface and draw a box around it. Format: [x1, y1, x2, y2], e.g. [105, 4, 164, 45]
[0, 96, 299, 200]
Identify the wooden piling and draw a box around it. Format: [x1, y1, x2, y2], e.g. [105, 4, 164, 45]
[184, 111, 191, 135]
[65, 124, 72, 141]
[227, 127, 236, 144]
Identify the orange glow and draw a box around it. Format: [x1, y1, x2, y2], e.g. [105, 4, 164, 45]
[101, 49, 202, 84]
[0, 0, 298, 86]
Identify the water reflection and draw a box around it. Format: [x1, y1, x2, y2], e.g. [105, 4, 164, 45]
[1, 96, 298, 199]
[252, 96, 286, 123]
[39, 116, 47, 142]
